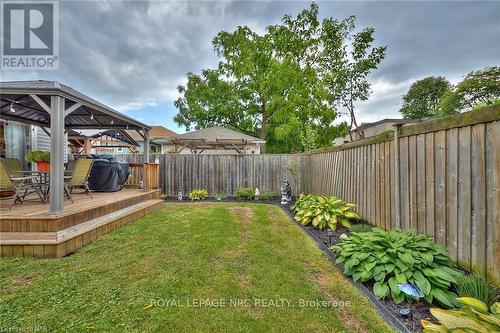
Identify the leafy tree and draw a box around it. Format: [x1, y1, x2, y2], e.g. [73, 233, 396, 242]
[299, 124, 320, 152]
[440, 66, 500, 114]
[174, 4, 385, 152]
[399, 76, 451, 119]
[320, 17, 386, 138]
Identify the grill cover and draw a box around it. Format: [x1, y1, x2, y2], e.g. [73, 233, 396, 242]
[87, 159, 130, 192]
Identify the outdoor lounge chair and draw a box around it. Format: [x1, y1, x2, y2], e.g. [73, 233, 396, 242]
[66, 160, 77, 174]
[0, 157, 23, 176]
[0, 159, 43, 209]
[64, 159, 94, 203]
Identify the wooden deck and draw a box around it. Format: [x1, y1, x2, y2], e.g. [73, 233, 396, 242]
[1, 189, 153, 218]
[0, 189, 163, 258]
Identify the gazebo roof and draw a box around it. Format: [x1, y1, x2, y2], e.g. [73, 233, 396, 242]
[0, 80, 149, 131]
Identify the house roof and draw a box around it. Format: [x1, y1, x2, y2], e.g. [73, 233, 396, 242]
[354, 118, 423, 131]
[0, 80, 149, 131]
[160, 126, 263, 143]
[149, 126, 177, 139]
[126, 125, 177, 141]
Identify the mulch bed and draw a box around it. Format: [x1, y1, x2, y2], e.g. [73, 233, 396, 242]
[272, 198, 433, 333]
[303, 222, 432, 332]
[162, 196, 439, 332]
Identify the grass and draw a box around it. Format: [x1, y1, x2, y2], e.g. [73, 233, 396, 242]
[455, 273, 499, 306]
[0, 203, 394, 332]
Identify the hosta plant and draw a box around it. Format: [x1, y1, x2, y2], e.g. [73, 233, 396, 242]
[332, 228, 461, 308]
[188, 189, 208, 201]
[292, 194, 359, 230]
[421, 297, 500, 333]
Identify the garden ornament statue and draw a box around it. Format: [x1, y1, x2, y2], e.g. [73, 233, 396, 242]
[281, 179, 292, 204]
[177, 187, 183, 201]
[397, 283, 424, 299]
[255, 188, 260, 200]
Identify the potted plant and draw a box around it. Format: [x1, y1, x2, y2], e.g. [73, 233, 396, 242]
[25, 150, 50, 172]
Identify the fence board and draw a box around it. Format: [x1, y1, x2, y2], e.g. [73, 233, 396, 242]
[458, 127, 471, 269]
[485, 121, 500, 284]
[471, 124, 487, 276]
[417, 134, 426, 234]
[400, 136, 410, 230]
[447, 128, 459, 262]
[425, 133, 435, 238]
[434, 130, 447, 246]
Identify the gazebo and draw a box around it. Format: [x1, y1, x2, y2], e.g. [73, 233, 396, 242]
[0, 80, 152, 214]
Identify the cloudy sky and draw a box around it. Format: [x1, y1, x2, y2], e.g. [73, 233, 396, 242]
[1, 0, 499, 133]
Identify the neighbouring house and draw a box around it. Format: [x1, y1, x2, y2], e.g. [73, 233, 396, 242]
[333, 118, 423, 146]
[157, 126, 266, 155]
[68, 129, 138, 156]
[127, 125, 177, 154]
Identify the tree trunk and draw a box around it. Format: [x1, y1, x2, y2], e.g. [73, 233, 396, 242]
[260, 101, 267, 140]
[259, 101, 267, 153]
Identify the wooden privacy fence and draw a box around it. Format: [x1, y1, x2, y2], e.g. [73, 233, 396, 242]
[307, 105, 500, 286]
[118, 154, 308, 196]
[115, 105, 499, 286]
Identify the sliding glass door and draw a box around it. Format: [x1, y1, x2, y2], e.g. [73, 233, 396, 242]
[1, 120, 32, 170]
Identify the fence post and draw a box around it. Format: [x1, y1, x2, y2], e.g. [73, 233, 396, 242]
[393, 124, 402, 228]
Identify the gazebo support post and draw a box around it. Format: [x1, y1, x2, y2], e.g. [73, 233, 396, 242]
[49, 96, 66, 214]
[31, 94, 82, 214]
[144, 129, 150, 163]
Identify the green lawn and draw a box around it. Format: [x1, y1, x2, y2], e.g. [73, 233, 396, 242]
[0, 203, 394, 332]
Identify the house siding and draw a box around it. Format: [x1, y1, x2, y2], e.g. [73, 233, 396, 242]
[33, 126, 68, 162]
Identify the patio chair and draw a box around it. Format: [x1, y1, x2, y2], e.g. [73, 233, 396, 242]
[0, 159, 43, 209]
[0, 157, 23, 176]
[66, 160, 77, 174]
[64, 159, 94, 203]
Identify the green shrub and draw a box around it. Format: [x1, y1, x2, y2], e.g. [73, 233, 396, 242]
[455, 273, 499, 306]
[236, 187, 254, 200]
[292, 194, 359, 230]
[332, 228, 461, 308]
[350, 224, 373, 233]
[259, 191, 275, 201]
[421, 297, 500, 332]
[188, 189, 208, 201]
[25, 150, 50, 163]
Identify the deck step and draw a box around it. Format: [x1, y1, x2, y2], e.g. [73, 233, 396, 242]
[0, 200, 163, 246]
[56, 199, 162, 243]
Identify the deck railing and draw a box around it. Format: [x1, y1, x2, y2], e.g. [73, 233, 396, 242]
[124, 162, 160, 190]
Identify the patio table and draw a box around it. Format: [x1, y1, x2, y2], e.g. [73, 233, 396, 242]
[10, 174, 45, 204]
[30, 171, 72, 202]
[10, 171, 70, 202]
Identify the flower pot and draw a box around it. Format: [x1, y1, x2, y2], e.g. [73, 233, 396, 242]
[36, 161, 50, 172]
